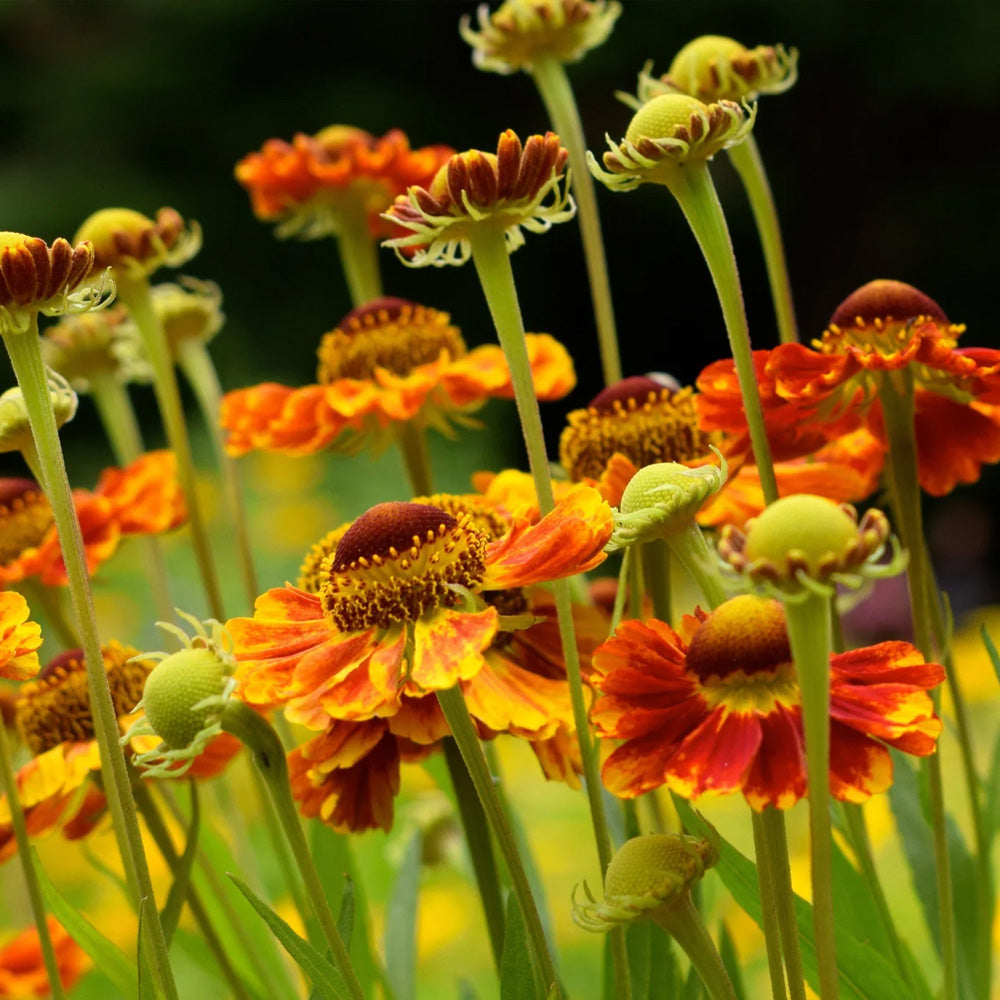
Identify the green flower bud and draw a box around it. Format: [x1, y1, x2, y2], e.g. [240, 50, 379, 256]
[0, 371, 77, 454]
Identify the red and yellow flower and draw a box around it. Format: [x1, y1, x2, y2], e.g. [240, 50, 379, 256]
[591, 595, 944, 807]
[0, 917, 88, 997]
[697, 279, 1000, 496]
[0, 451, 186, 588]
[235, 126, 454, 241]
[220, 297, 575, 457]
[229, 485, 613, 831]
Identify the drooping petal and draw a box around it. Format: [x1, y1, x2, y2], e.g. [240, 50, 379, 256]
[410, 607, 497, 692]
[827, 721, 894, 803]
[741, 703, 807, 809]
[663, 707, 763, 799]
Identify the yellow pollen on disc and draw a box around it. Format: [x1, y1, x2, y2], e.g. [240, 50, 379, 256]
[320, 501, 489, 631]
[626, 94, 708, 145]
[559, 385, 715, 482]
[15, 641, 154, 756]
[0, 482, 55, 567]
[315, 298, 466, 383]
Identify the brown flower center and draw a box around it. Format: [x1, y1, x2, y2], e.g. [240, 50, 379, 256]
[320, 501, 488, 631]
[685, 596, 791, 682]
[15, 641, 154, 756]
[559, 382, 717, 481]
[0, 480, 54, 567]
[315, 298, 466, 383]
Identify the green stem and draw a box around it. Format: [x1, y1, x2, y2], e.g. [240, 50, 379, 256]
[782, 592, 838, 1000]
[220, 701, 366, 1000]
[749, 811, 789, 1000]
[436, 686, 561, 998]
[641, 538, 671, 621]
[530, 54, 622, 386]
[443, 738, 505, 973]
[2, 322, 179, 1000]
[175, 338, 259, 611]
[132, 782, 255, 1000]
[88, 371, 174, 625]
[726, 136, 798, 345]
[116, 280, 225, 620]
[336, 201, 383, 308]
[654, 894, 737, 1000]
[394, 420, 434, 497]
[663, 165, 777, 504]
[877, 376, 958, 1000]
[0, 723, 66, 1000]
[758, 807, 807, 1000]
[665, 520, 729, 610]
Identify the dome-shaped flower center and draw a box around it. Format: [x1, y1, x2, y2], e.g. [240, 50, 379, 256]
[0, 480, 54, 568]
[685, 595, 793, 686]
[75, 207, 185, 274]
[320, 501, 489, 631]
[560, 382, 717, 481]
[315, 298, 467, 383]
[626, 94, 709, 145]
[15, 641, 153, 756]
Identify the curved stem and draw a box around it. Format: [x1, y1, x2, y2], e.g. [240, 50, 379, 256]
[878, 376, 957, 1000]
[654, 894, 737, 1000]
[220, 701, 366, 1000]
[663, 165, 777, 504]
[2, 322, 179, 1000]
[641, 538, 671, 621]
[117, 280, 225, 620]
[782, 592, 838, 1000]
[666, 520, 729, 610]
[394, 421, 434, 497]
[726, 136, 798, 345]
[750, 811, 790, 1000]
[175, 338, 259, 611]
[336, 201, 383, 308]
[0, 724, 66, 1000]
[531, 54, 622, 386]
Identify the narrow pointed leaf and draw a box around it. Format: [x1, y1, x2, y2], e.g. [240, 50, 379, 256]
[980, 624, 1000, 688]
[501, 891, 539, 1000]
[718, 923, 747, 1000]
[385, 831, 422, 1000]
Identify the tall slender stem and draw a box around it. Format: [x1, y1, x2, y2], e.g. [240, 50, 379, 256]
[175, 338, 259, 611]
[726, 136, 798, 345]
[641, 537, 671, 621]
[654, 894, 737, 1000]
[749, 811, 790, 1000]
[336, 201, 383, 308]
[394, 420, 434, 497]
[782, 592, 838, 1000]
[530, 53, 622, 386]
[663, 165, 777, 504]
[666, 520, 729, 609]
[2, 321, 179, 1000]
[0, 724, 66, 1000]
[116, 280, 225, 620]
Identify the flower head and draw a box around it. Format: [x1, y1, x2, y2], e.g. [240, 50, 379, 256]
[74, 207, 200, 287]
[0, 917, 88, 997]
[236, 125, 454, 241]
[460, 0, 621, 74]
[592, 595, 944, 807]
[220, 297, 574, 457]
[0, 232, 105, 335]
[147, 277, 224, 355]
[0, 370, 77, 454]
[590, 94, 755, 191]
[383, 130, 575, 266]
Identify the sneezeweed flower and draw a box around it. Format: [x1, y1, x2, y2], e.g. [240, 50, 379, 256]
[0, 591, 42, 682]
[459, 0, 621, 74]
[0, 917, 88, 997]
[698, 279, 1000, 495]
[235, 125, 454, 241]
[382, 130, 575, 266]
[220, 297, 575, 457]
[591, 594, 945, 806]
[145, 278, 224, 357]
[0, 451, 186, 588]
[0, 371, 77, 456]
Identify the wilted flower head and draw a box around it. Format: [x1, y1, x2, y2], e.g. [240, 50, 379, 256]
[460, 0, 621, 74]
[382, 130, 575, 266]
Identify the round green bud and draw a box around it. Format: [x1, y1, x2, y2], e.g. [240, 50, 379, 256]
[625, 93, 708, 146]
[605, 833, 717, 904]
[744, 494, 858, 578]
[141, 646, 229, 750]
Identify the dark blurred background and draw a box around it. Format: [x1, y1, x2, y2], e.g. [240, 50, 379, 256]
[2, 0, 999, 612]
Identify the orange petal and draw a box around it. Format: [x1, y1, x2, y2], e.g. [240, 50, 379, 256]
[409, 608, 496, 693]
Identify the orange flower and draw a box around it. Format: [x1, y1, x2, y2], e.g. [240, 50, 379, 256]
[220, 297, 575, 457]
[0, 642, 237, 859]
[0, 592, 42, 682]
[229, 487, 612, 831]
[697, 279, 1000, 495]
[592, 595, 944, 807]
[235, 126, 454, 240]
[0, 451, 185, 587]
[558, 375, 881, 527]
[0, 916, 88, 997]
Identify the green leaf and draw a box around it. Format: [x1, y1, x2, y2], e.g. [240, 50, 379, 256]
[717, 923, 747, 1000]
[979, 624, 1000, 689]
[159, 781, 200, 945]
[228, 873, 351, 1000]
[385, 832, 422, 1000]
[136, 898, 157, 1000]
[675, 800, 932, 1000]
[501, 891, 540, 1000]
[337, 874, 356, 951]
[985, 726, 1000, 847]
[624, 919, 651, 1000]
[33, 849, 137, 998]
